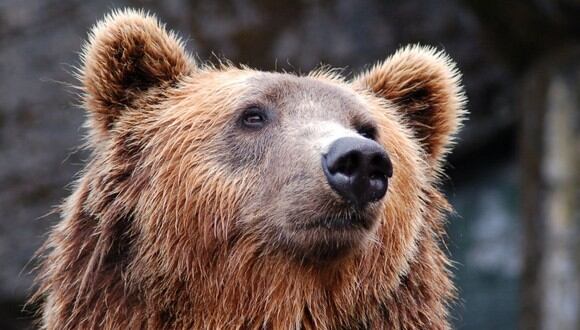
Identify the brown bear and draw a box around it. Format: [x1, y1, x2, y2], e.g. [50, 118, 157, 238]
[33, 8, 466, 330]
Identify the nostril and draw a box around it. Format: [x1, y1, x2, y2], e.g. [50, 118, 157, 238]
[369, 172, 386, 181]
[370, 154, 384, 167]
[370, 152, 393, 178]
[332, 152, 360, 176]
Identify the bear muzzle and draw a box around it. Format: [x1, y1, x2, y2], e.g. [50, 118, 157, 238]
[322, 136, 392, 208]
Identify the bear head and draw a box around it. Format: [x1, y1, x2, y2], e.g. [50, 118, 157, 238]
[38, 8, 466, 329]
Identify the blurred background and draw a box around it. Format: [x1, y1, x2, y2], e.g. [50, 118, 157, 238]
[0, 0, 578, 329]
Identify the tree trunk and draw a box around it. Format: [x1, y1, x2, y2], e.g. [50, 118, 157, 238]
[520, 47, 580, 330]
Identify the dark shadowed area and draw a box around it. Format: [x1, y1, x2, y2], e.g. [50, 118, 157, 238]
[0, 0, 578, 329]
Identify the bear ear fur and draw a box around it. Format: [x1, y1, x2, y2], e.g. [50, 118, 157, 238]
[80, 8, 194, 133]
[352, 45, 466, 171]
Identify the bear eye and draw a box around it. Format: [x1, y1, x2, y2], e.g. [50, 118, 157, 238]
[357, 124, 378, 141]
[241, 106, 268, 129]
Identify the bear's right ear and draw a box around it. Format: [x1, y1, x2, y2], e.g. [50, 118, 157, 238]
[80, 9, 194, 133]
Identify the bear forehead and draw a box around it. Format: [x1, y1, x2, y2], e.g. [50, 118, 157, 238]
[183, 70, 373, 118]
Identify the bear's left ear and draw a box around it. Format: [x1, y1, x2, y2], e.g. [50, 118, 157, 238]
[80, 8, 195, 135]
[352, 45, 466, 171]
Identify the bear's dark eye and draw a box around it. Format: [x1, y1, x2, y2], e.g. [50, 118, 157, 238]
[241, 106, 268, 129]
[357, 124, 378, 141]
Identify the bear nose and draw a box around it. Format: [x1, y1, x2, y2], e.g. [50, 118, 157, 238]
[322, 137, 393, 208]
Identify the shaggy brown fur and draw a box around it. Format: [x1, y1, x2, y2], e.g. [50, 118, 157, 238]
[34, 9, 466, 329]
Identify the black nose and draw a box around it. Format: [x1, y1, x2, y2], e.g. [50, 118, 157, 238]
[322, 137, 393, 207]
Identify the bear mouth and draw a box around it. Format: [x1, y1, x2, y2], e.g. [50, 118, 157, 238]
[291, 213, 374, 232]
[279, 209, 380, 263]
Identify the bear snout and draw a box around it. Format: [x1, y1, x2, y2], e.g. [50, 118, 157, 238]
[322, 136, 392, 208]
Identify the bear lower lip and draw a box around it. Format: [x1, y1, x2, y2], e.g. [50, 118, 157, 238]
[292, 215, 372, 231]
[284, 215, 375, 263]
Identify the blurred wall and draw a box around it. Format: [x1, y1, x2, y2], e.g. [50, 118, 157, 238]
[0, 0, 577, 329]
